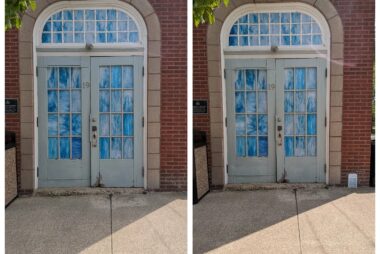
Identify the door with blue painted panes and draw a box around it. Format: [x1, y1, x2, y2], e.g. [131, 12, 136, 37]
[226, 58, 326, 183]
[37, 56, 143, 187]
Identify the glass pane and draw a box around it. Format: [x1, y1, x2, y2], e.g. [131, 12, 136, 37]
[284, 114, 293, 135]
[48, 138, 58, 159]
[284, 69, 294, 90]
[71, 90, 81, 112]
[97, 21, 106, 32]
[239, 25, 248, 35]
[246, 92, 256, 113]
[99, 90, 110, 112]
[236, 136, 246, 157]
[111, 66, 122, 88]
[48, 68, 57, 88]
[110, 137, 122, 159]
[247, 137, 257, 157]
[306, 68, 317, 89]
[123, 114, 134, 136]
[100, 137, 110, 159]
[59, 114, 70, 136]
[294, 91, 305, 112]
[111, 91, 122, 112]
[72, 137, 82, 159]
[235, 115, 246, 135]
[99, 114, 110, 136]
[97, 33, 106, 43]
[48, 91, 58, 112]
[122, 66, 133, 88]
[257, 70, 267, 89]
[48, 114, 58, 136]
[60, 137, 70, 159]
[123, 138, 134, 159]
[258, 137, 268, 157]
[307, 114, 317, 135]
[295, 114, 306, 135]
[59, 67, 70, 88]
[258, 114, 268, 135]
[307, 91, 317, 112]
[284, 92, 293, 113]
[295, 137, 306, 156]
[123, 91, 133, 112]
[257, 91, 267, 113]
[59, 90, 70, 112]
[284, 137, 294, 157]
[72, 114, 81, 136]
[99, 67, 110, 88]
[307, 137, 317, 156]
[235, 92, 245, 113]
[235, 70, 244, 90]
[111, 114, 122, 136]
[71, 68, 81, 88]
[246, 114, 257, 135]
[295, 68, 305, 89]
[245, 70, 256, 90]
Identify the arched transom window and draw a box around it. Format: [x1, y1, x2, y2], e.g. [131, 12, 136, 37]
[228, 12, 323, 47]
[41, 9, 140, 44]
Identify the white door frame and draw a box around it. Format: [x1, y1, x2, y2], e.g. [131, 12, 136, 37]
[220, 2, 331, 185]
[32, 1, 148, 189]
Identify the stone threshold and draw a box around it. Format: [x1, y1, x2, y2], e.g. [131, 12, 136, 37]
[224, 183, 328, 191]
[32, 187, 145, 197]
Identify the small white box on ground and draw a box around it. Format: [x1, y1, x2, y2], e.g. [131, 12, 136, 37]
[348, 173, 358, 188]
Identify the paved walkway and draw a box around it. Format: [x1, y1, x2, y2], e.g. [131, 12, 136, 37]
[6, 192, 187, 254]
[194, 187, 374, 254]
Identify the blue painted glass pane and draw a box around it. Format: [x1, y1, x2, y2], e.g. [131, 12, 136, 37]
[43, 22, 51, 32]
[129, 32, 138, 43]
[230, 25, 238, 35]
[271, 36, 280, 46]
[235, 92, 245, 113]
[295, 115, 306, 135]
[119, 32, 128, 42]
[284, 92, 293, 113]
[42, 33, 51, 43]
[48, 91, 58, 112]
[247, 137, 257, 157]
[307, 137, 317, 156]
[307, 114, 317, 135]
[284, 137, 294, 157]
[270, 13, 280, 23]
[123, 114, 134, 136]
[72, 90, 81, 112]
[123, 138, 134, 159]
[247, 114, 257, 135]
[229, 36, 238, 46]
[111, 91, 122, 112]
[257, 92, 267, 113]
[59, 67, 70, 88]
[97, 33, 106, 43]
[72, 137, 82, 159]
[72, 114, 81, 136]
[129, 19, 138, 31]
[99, 114, 110, 136]
[235, 115, 246, 135]
[111, 114, 122, 136]
[53, 33, 62, 44]
[249, 14, 258, 23]
[239, 25, 248, 35]
[85, 33, 95, 43]
[246, 92, 256, 113]
[307, 91, 317, 112]
[236, 136, 246, 157]
[123, 66, 133, 88]
[63, 10, 73, 20]
[107, 33, 116, 43]
[312, 35, 322, 45]
[53, 22, 62, 32]
[64, 33, 73, 43]
[63, 22, 73, 31]
[74, 10, 84, 20]
[260, 36, 269, 46]
[245, 70, 256, 90]
[97, 21, 106, 32]
[312, 22, 321, 33]
[85, 10, 95, 20]
[74, 21, 84, 31]
[258, 114, 268, 135]
[294, 92, 306, 112]
[284, 114, 293, 135]
[111, 137, 122, 159]
[249, 25, 258, 35]
[96, 10, 106, 20]
[75, 33, 84, 43]
[291, 12, 301, 23]
[259, 13, 269, 23]
[235, 70, 244, 90]
[239, 15, 248, 23]
[295, 68, 305, 89]
[60, 138, 70, 159]
[59, 90, 70, 112]
[281, 13, 290, 23]
[295, 137, 306, 156]
[249, 36, 259, 46]
[52, 12, 62, 20]
[270, 24, 280, 35]
[86, 21, 95, 31]
[107, 9, 117, 20]
[48, 138, 58, 159]
[111, 66, 122, 88]
[281, 24, 290, 34]
[239, 37, 248, 46]
[260, 24, 269, 34]
[118, 11, 128, 20]
[71, 68, 81, 88]
[302, 23, 311, 34]
[291, 36, 300, 46]
[48, 114, 58, 136]
[302, 35, 311, 45]
[258, 137, 268, 157]
[281, 36, 290, 45]
[258, 70, 267, 89]
[302, 14, 311, 22]
[123, 91, 133, 112]
[285, 69, 294, 90]
[59, 114, 70, 136]
[306, 68, 317, 89]
[100, 137, 110, 159]
[99, 67, 110, 88]
[118, 21, 127, 31]
[99, 91, 110, 112]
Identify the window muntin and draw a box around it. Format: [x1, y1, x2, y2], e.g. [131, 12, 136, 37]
[41, 9, 139, 44]
[228, 12, 322, 47]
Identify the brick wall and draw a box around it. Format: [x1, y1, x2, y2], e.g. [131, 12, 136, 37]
[335, 0, 375, 186]
[5, 29, 21, 191]
[150, 0, 187, 190]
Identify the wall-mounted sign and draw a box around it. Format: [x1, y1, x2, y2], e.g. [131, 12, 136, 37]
[5, 99, 18, 114]
[193, 100, 208, 114]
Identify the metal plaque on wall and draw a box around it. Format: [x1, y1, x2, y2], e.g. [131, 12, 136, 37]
[193, 100, 208, 114]
[5, 99, 18, 114]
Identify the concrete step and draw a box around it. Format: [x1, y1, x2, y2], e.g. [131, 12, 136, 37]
[224, 183, 328, 191]
[32, 187, 145, 197]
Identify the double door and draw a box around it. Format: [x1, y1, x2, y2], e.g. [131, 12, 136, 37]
[226, 58, 326, 183]
[37, 56, 143, 187]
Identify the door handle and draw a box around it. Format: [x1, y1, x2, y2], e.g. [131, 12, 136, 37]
[92, 131, 98, 147]
[278, 132, 282, 146]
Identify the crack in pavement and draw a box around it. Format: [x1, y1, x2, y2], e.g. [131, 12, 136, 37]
[294, 189, 302, 254]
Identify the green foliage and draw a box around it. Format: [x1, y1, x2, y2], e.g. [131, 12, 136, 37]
[5, 0, 36, 31]
[193, 0, 229, 27]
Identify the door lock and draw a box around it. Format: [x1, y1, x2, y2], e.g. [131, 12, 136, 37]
[278, 132, 283, 146]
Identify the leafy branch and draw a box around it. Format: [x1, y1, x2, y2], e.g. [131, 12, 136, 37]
[193, 0, 229, 27]
[5, 0, 36, 31]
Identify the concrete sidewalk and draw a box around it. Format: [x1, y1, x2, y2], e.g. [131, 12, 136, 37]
[193, 187, 374, 254]
[6, 192, 187, 254]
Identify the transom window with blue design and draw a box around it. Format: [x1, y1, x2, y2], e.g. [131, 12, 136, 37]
[41, 9, 139, 44]
[229, 12, 322, 47]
